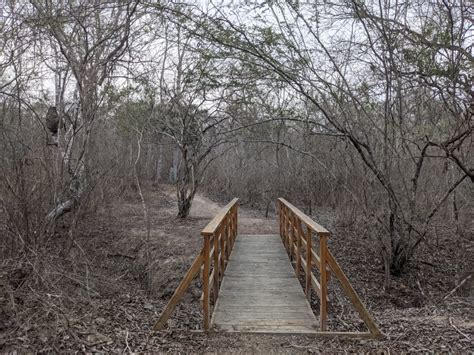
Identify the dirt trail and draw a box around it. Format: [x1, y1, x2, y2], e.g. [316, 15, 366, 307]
[189, 191, 278, 235]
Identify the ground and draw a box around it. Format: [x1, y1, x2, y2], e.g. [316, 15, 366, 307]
[1, 184, 473, 353]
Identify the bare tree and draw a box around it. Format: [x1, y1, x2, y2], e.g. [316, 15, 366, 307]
[28, 0, 140, 221]
[173, 0, 472, 286]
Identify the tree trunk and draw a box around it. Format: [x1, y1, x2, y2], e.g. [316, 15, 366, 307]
[176, 147, 198, 218]
[177, 194, 193, 218]
[177, 179, 196, 218]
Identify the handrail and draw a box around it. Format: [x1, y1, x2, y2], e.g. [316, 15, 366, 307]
[201, 198, 239, 235]
[153, 198, 238, 331]
[278, 198, 330, 236]
[201, 198, 238, 330]
[277, 198, 382, 338]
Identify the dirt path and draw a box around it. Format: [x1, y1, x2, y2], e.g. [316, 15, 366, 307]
[190, 190, 278, 235]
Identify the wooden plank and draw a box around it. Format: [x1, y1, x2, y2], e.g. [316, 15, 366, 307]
[224, 262, 294, 271]
[213, 325, 376, 338]
[326, 250, 382, 338]
[216, 305, 314, 311]
[222, 278, 304, 287]
[212, 234, 317, 333]
[153, 253, 203, 330]
[214, 324, 319, 333]
[221, 285, 303, 293]
[278, 198, 330, 236]
[216, 299, 309, 307]
[213, 318, 316, 326]
[214, 311, 315, 320]
[201, 198, 239, 236]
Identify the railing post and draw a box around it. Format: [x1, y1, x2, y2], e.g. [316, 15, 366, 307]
[305, 227, 312, 300]
[229, 209, 233, 247]
[288, 213, 292, 258]
[290, 213, 298, 260]
[278, 201, 283, 240]
[295, 219, 302, 277]
[221, 224, 226, 274]
[282, 206, 287, 249]
[202, 234, 210, 331]
[235, 205, 238, 242]
[213, 233, 219, 299]
[320, 234, 328, 331]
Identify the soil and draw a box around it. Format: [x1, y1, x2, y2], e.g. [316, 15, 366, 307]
[1, 184, 473, 353]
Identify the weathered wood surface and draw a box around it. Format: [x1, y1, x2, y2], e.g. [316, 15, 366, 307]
[201, 198, 239, 236]
[278, 198, 330, 236]
[211, 234, 318, 333]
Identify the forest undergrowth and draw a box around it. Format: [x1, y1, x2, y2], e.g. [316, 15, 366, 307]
[1, 184, 472, 353]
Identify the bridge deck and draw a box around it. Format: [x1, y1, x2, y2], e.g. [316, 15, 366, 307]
[211, 234, 318, 333]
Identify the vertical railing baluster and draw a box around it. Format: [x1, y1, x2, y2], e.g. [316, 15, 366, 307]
[320, 234, 328, 331]
[221, 222, 226, 276]
[202, 234, 210, 330]
[279, 201, 283, 240]
[285, 209, 290, 253]
[234, 205, 238, 245]
[295, 219, 302, 278]
[213, 232, 219, 299]
[286, 209, 291, 253]
[289, 212, 296, 260]
[305, 227, 312, 300]
[234, 206, 237, 246]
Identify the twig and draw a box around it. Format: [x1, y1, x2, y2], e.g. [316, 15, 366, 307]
[106, 253, 136, 260]
[420, 260, 436, 267]
[415, 279, 433, 305]
[124, 330, 132, 353]
[444, 275, 471, 300]
[448, 317, 471, 341]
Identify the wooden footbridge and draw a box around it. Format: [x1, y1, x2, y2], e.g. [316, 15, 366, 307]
[154, 199, 382, 338]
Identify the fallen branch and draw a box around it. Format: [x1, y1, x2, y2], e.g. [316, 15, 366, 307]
[443, 275, 471, 300]
[448, 317, 471, 341]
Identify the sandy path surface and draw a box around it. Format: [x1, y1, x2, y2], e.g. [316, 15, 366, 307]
[187, 190, 279, 235]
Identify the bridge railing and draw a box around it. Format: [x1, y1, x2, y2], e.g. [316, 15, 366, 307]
[153, 198, 238, 331]
[201, 198, 238, 330]
[277, 198, 382, 338]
